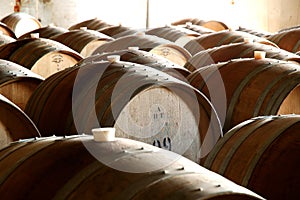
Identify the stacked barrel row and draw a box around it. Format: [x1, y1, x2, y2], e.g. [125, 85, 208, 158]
[0, 12, 299, 199]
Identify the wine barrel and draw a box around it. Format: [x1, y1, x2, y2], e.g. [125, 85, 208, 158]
[236, 26, 272, 38]
[145, 26, 200, 43]
[0, 32, 16, 46]
[0, 59, 44, 110]
[187, 58, 300, 132]
[0, 94, 40, 149]
[92, 34, 191, 66]
[0, 12, 42, 38]
[78, 48, 191, 79]
[0, 135, 263, 199]
[0, 22, 16, 38]
[184, 41, 300, 71]
[183, 30, 276, 55]
[50, 29, 113, 57]
[25, 60, 222, 162]
[171, 18, 205, 26]
[18, 25, 68, 40]
[68, 18, 111, 31]
[171, 18, 229, 31]
[267, 28, 300, 53]
[98, 25, 133, 38]
[0, 38, 83, 78]
[175, 23, 215, 35]
[204, 114, 300, 200]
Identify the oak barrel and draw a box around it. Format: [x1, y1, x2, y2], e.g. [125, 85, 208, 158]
[0, 59, 44, 110]
[25, 60, 222, 162]
[98, 25, 134, 38]
[0, 22, 16, 38]
[0, 38, 83, 78]
[50, 29, 113, 57]
[184, 42, 300, 71]
[0, 12, 42, 38]
[68, 18, 111, 31]
[183, 30, 276, 55]
[92, 34, 191, 66]
[267, 28, 300, 53]
[78, 48, 191, 79]
[188, 58, 300, 132]
[145, 26, 200, 43]
[0, 135, 263, 199]
[0, 94, 40, 149]
[204, 114, 300, 200]
[171, 18, 228, 31]
[18, 25, 68, 40]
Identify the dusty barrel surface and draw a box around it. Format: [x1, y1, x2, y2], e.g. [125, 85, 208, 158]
[78, 48, 191, 79]
[0, 38, 83, 78]
[267, 28, 300, 53]
[0, 12, 42, 38]
[184, 42, 300, 71]
[183, 30, 275, 55]
[68, 18, 111, 31]
[92, 34, 191, 66]
[0, 94, 40, 149]
[18, 25, 68, 39]
[204, 115, 300, 200]
[174, 23, 215, 35]
[0, 22, 16, 38]
[50, 29, 113, 57]
[0, 59, 44, 110]
[188, 58, 300, 132]
[0, 135, 264, 200]
[25, 60, 222, 162]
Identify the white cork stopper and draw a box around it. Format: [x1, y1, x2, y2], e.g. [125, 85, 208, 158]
[128, 46, 139, 50]
[80, 27, 88, 30]
[254, 51, 266, 59]
[244, 37, 254, 43]
[185, 22, 193, 26]
[92, 127, 115, 142]
[136, 32, 146, 36]
[107, 55, 121, 62]
[30, 33, 39, 38]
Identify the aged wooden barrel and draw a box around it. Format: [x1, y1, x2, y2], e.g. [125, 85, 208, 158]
[145, 26, 200, 43]
[171, 18, 205, 26]
[0, 12, 42, 38]
[68, 18, 111, 31]
[0, 94, 40, 149]
[78, 48, 191, 79]
[18, 25, 68, 39]
[25, 60, 222, 162]
[0, 22, 16, 38]
[0, 59, 44, 110]
[98, 25, 134, 38]
[0, 32, 16, 46]
[267, 28, 300, 53]
[0, 38, 83, 78]
[50, 29, 113, 57]
[184, 41, 300, 71]
[204, 114, 300, 200]
[236, 26, 272, 38]
[92, 34, 191, 66]
[171, 18, 229, 31]
[188, 58, 300, 132]
[0, 135, 263, 199]
[174, 23, 215, 35]
[183, 30, 276, 55]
